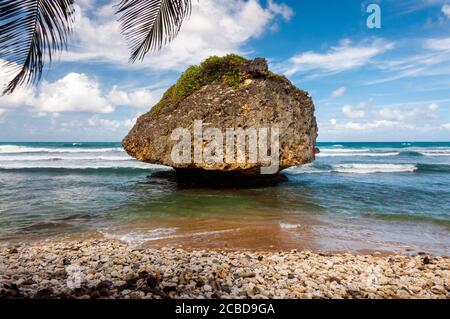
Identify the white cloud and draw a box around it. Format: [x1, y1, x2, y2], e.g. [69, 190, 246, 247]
[376, 107, 418, 121]
[60, 120, 83, 128]
[375, 103, 439, 121]
[0, 60, 35, 110]
[392, 0, 449, 15]
[425, 37, 450, 51]
[342, 104, 365, 119]
[284, 39, 394, 76]
[0, 85, 34, 110]
[61, 4, 129, 64]
[107, 86, 155, 108]
[442, 4, 450, 18]
[63, 0, 293, 71]
[331, 86, 347, 97]
[344, 120, 408, 130]
[267, 0, 294, 20]
[366, 38, 450, 85]
[0, 69, 158, 115]
[1, 69, 115, 114]
[428, 103, 439, 111]
[87, 115, 139, 131]
[330, 99, 445, 134]
[32, 73, 114, 114]
[442, 122, 450, 129]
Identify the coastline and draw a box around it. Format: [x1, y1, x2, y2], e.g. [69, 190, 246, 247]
[1, 239, 448, 299]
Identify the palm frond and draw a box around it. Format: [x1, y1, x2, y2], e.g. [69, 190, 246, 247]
[116, 0, 191, 62]
[0, 0, 75, 95]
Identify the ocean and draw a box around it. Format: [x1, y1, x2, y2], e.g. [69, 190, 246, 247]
[0, 142, 449, 255]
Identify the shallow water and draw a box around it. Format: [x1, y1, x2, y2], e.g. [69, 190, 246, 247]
[0, 142, 449, 255]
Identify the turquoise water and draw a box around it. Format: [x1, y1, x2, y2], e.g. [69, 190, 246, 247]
[0, 142, 449, 254]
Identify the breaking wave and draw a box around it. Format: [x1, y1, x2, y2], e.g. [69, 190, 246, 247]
[0, 145, 124, 154]
[104, 228, 241, 244]
[285, 163, 450, 175]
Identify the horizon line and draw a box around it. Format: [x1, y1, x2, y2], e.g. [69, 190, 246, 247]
[1, 141, 450, 143]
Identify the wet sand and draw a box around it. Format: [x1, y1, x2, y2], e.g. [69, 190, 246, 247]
[100, 212, 450, 256]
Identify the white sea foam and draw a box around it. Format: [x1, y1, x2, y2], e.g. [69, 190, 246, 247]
[319, 148, 370, 153]
[411, 148, 450, 152]
[279, 223, 302, 229]
[0, 144, 170, 169]
[118, 228, 179, 244]
[405, 148, 450, 155]
[317, 152, 399, 157]
[318, 146, 450, 157]
[285, 163, 418, 175]
[332, 164, 417, 174]
[418, 151, 450, 157]
[0, 162, 164, 169]
[113, 228, 241, 244]
[0, 145, 124, 154]
[0, 155, 132, 161]
[283, 164, 332, 175]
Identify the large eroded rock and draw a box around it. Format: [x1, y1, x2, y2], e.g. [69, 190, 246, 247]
[123, 56, 318, 176]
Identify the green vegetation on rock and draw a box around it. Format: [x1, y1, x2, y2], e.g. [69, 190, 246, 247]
[149, 54, 287, 118]
[199, 54, 248, 88]
[150, 54, 249, 118]
[267, 71, 286, 80]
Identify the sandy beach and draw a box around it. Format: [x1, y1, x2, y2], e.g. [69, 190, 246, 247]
[1, 239, 448, 299]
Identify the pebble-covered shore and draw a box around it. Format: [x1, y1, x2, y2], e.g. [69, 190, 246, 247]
[0, 239, 448, 299]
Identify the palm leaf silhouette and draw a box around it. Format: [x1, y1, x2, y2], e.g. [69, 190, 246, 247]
[0, 0, 192, 95]
[116, 0, 192, 62]
[0, 0, 75, 94]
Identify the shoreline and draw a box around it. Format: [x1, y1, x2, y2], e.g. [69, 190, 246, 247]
[1, 239, 448, 299]
[3, 214, 449, 257]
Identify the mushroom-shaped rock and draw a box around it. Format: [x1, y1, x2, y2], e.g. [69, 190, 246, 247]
[123, 55, 318, 176]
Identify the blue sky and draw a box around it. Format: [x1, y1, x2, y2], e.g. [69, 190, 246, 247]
[0, 0, 450, 142]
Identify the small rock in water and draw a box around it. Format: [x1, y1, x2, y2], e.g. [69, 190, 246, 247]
[417, 252, 427, 256]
